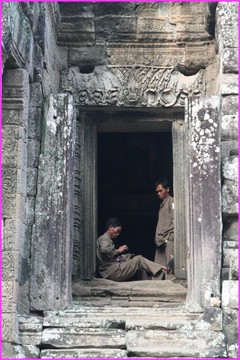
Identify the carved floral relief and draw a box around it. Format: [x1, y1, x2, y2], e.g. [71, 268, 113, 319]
[61, 65, 205, 108]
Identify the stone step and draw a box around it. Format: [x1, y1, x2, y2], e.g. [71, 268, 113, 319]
[44, 304, 192, 316]
[41, 327, 126, 349]
[19, 305, 226, 358]
[42, 305, 222, 332]
[40, 328, 226, 358]
[43, 308, 202, 331]
[126, 329, 227, 358]
[40, 348, 128, 358]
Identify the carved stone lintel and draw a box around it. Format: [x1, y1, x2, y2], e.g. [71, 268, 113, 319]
[61, 65, 205, 108]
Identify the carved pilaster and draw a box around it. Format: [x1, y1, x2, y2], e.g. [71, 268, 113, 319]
[186, 96, 222, 308]
[30, 94, 76, 310]
[2, 68, 29, 342]
[73, 113, 97, 280]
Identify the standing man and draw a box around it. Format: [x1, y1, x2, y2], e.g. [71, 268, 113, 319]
[96, 217, 168, 281]
[154, 178, 174, 279]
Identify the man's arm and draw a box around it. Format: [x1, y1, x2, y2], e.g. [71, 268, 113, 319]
[99, 237, 128, 260]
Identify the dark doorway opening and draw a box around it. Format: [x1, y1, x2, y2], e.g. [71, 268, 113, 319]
[98, 132, 173, 261]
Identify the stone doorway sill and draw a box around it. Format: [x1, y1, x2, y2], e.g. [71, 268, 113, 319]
[72, 278, 187, 307]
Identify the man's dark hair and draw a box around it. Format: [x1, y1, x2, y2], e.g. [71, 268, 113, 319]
[155, 177, 170, 189]
[106, 217, 122, 230]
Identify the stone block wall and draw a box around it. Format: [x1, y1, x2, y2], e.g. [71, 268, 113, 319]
[1, 2, 61, 354]
[1, 1, 238, 358]
[215, 3, 238, 358]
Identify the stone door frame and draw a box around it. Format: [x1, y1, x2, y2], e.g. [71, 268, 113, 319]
[29, 95, 222, 311]
[73, 96, 222, 310]
[73, 107, 187, 282]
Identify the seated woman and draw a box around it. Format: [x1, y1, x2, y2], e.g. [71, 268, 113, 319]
[96, 217, 168, 282]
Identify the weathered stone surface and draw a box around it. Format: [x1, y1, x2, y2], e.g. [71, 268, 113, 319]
[222, 182, 238, 216]
[217, 2, 238, 28]
[218, 25, 238, 50]
[40, 348, 128, 358]
[17, 280, 31, 315]
[43, 304, 202, 331]
[20, 333, 43, 346]
[221, 140, 238, 158]
[222, 309, 238, 358]
[186, 96, 222, 308]
[2, 2, 34, 74]
[27, 139, 40, 168]
[221, 114, 238, 141]
[222, 95, 238, 116]
[95, 2, 136, 16]
[26, 196, 35, 225]
[2, 193, 26, 220]
[27, 168, 38, 196]
[74, 278, 187, 302]
[61, 66, 205, 108]
[222, 156, 238, 182]
[2, 69, 30, 113]
[200, 307, 223, 331]
[125, 313, 204, 331]
[21, 345, 40, 359]
[1, 312, 20, 343]
[59, 2, 94, 17]
[108, 43, 215, 69]
[222, 281, 238, 309]
[220, 74, 238, 95]
[69, 47, 107, 66]
[229, 254, 238, 281]
[28, 107, 42, 139]
[42, 327, 126, 349]
[2, 127, 27, 168]
[3, 218, 25, 252]
[222, 48, 238, 74]
[223, 241, 238, 269]
[30, 94, 76, 310]
[57, 15, 95, 45]
[1, 343, 38, 359]
[126, 329, 226, 358]
[72, 283, 91, 296]
[223, 218, 238, 244]
[2, 168, 18, 195]
[29, 83, 43, 107]
[19, 314, 43, 332]
[1, 280, 18, 313]
[2, 109, 22, 126]
[2, 251, 20, 281]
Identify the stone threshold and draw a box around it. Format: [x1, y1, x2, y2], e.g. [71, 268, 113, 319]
[72, 278, 187, 307]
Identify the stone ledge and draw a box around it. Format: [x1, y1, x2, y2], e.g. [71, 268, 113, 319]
[73, 278, 187, 301]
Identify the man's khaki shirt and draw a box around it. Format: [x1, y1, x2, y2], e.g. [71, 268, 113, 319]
[96, 232, 120, 278]
[155, 195, 174, 247]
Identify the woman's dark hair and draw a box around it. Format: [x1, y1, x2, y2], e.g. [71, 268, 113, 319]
[105, 217, 122, 230]
[155, 177, 170, 189]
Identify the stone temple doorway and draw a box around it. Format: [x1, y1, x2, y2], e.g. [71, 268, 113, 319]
[98, 132, 173, 261]
[72, 109, 187, 282]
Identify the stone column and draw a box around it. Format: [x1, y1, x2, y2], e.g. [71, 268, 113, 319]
[216, 3, 238, 357]
[2, 69, 29, 344]
[185, 96, 222, 308]
[30, 94, 76, 310]
[73, 113, 97, 281]
[172, 119, 187, 279]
